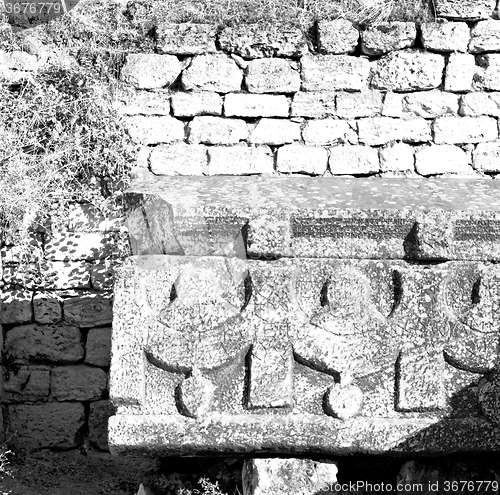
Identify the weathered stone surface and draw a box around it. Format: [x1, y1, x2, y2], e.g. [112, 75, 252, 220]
[421, 22, 470, 52]
[415, 145, 472, 176]
[379, 143, 415, 172]
[85, 327, 112, 367]
[52, 365, 107, 401]
[224, 93, 289, 117]
[182, 54, 243, 92]
[461, 92, 500, 117]
[62, 291, 113, 328]
[89, 400, 115, 450]
[248, 119, 301, 145]
[0, 289, 32, 324]
[302, 119, 354, 146]
[218, 24, 308, 59]
[361, 22, 416, 56]
[358, 117, 432, 145]
[150, 143, 208, 175]
[7, 403, 85, 450]
[245, 59, 300, 93]
[475, 54, 500, 91]
[336, 91, 382, 119]
[473, 142, 500, 172]
[317, 19, 359, 55]
[276, 145, 328, 174]
[208, 146, 274, 175]
[125, 116, 185, 145]
[242, 458, 338, 495]
[91, 259, 121, 291]
[301, 55, 370, 92]
[371, 50, 445, 92]
[3, 365, 50, 403]
[121, 54, 182, 89]
[291, 92, 336, 118]
[329, 145, 379, 175]
[324, 382, 364, 420]
[5, 324, 83, 363]
[114, 89, 170, 116]
[382, 92, 403, 117]
[44, 232, 123, 261]
[187, 116, 248, 145]
[444, 53, 475, 92]
[65, 204, 123, 232]
[469, 19, 500, 52]
[156, 23, 217, 55]
[402, 91, 459, 118]
[33, 291, 62, 324]
[435, 0, 496, 20]
[434, 116, 498, 144]
[171, 91, 222, 117]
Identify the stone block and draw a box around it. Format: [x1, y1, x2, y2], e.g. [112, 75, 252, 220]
[89, 400, 115, 451]
[52, 365, 107, 401]
[187, 117, 248, 145]
[5, 323, 83, 363]
[171, 91, 222, 117]
[444, 53, 475, 92]
[62, 291, 113, 328]
[435, 0, 496, 20]
[3, 365, 50, 403]
[125, 116, 185, 145]
[182, 54, 243, 92]
[336, 91, 383, 119]
[291, 92, 336, 118]
[85, 327, 112, 367]
[434, 116, 498, 144]
[302, 119, 354, 146]
[415, 145, 472, 176]
[224, 93, 289, 117]
[0, 289, 32, 324]
[382, 92, 403, 117]
[91, 259, 121, 290]
[329, 145, 379, 175]
[248, 119, 301, 145]
[358, 117, 432, 145]
[276, 145, 328, 174]
[402, 91, 459, 118]
[245, 59, 300, 93]
[218, 24, 308, 59]
[473, 142, 500, 172]
[317, 19, 359, 54]
[2, 263, 43, 290]
[7, 403, 84, 450]
[41, 261, 91, 290]
[242, 458, 338, 495]
[475, 54, 500, 91]
[379, 143, 415, 172]
[33, 291, 62, 324]
[460, 92, 500, 117]
[208, 146, 274, 175]
[421, 22, 470, 52]
[150, 143, 208, 175]
[470, 19, 500, 52]
[371, 50, 445, 91]
[114, 88, 170, 116]
[156, 23, 217, 55]
[120, 54, 182, 89]
[66, 204, 123, 233]
[361, 22, 416, 56]
[301, 55, 370, 92]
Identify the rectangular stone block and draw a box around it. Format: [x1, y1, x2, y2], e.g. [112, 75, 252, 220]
[473, 142, 500, 172]
[336, 91, 382, 119]
[469, 19, 500, 53]
[110, 257, 500, 455]
[291, 92, 336, 118]
[51, 365, 107, 401]
[150, 143, 208, 176]
[317, 19, 359, 54]
[435, 0, 496, 20]
[121, 54, 182, 90]
[434, 116, 498, 144]
[62, 291, 113, 328]
[361, 22, 416, 56]
[248, 118, 301, 145]
[187, 116, 248, 145]
[276, 145, 328, 175]
[445, 53, 475, 92]
[85, 327, 112, 368]
[171, 91, 222, 117]
[114, 88, 170, 116]
[460, 92, 500, 117]
[329, 145, 379, 175]
[402, 91, 459, 118]
[207, 146, 274, 175]
[156, 23, 217, 55]
[415, 145, 472, 176]
[33, 291, 62, 324]
[224, 93, 289, 117]
[0, 289, 32, 324]
[302, 119, 354, 146]
[475, 54, 500, 91]
[245, 59, 300, 93]
[125, 116, 185, 145]
[358, 117, 432, 146]
[3, 365, 50, 403]
[421, 22, 470, 52]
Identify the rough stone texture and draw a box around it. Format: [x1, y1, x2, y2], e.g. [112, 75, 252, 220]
[150, 143, 208, 175]
[371, 51, 445, 92]
[208, 146, 274, 175]
[85, 327, 112, 367]
[291, 92, 336, 118]
[120, 54, 182, 89]
[156, 23, 217, 55]
[248, 119, 301, 145]
[62, 291, 113, 328]
[336, 91, 382, 119]
[89, 400, 115, 450]
[379, 143, 415, 172]
[415, 145, 472, 176]
[382, 92, 403, 118]
[329, 145, 379, 175]
[44, 232, 122, 261]
[52, 365, 107, 401]
[33, 291, 62, 324]
[434, 116, 498, 144]
[7, 403, 85, 450]
[0, 289, 32, 324]
[302, 119, 354, 146]
[224, 93, 289, 117]
[5, 324, 83, 363]
[475, 54, 500, 91]
[114, 89, 170, 116]
[358, 117, 432, 145]
[43, 261, 91, 290]
[3, 365, 50, 403]
[182, 54, 243, 92]
[301, 55, 370, 92]
[421, 22, 470, 52]
[187, 116, 248, 145]
[435, 0, 496, 20]
[276, 145, 328, 174]
[402, 91, 459, 118]
[317, 19, 359, 55]
[469, 20, 500, 53]
[361, 22, 416, 56]
[445, 53, 475, 92]
[219, 24, 308, 59]
[125, 116, 185, 145]
[171, 91, 222, 117]
[242, 458, 338, 495]
[473, 142, 500, 172]
[461, 92, 500, 117]
[245, 59, 300, 93]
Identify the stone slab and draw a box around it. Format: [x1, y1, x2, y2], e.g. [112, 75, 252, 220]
[109, 256, 500, 455]
[125, 176, 500, 261]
